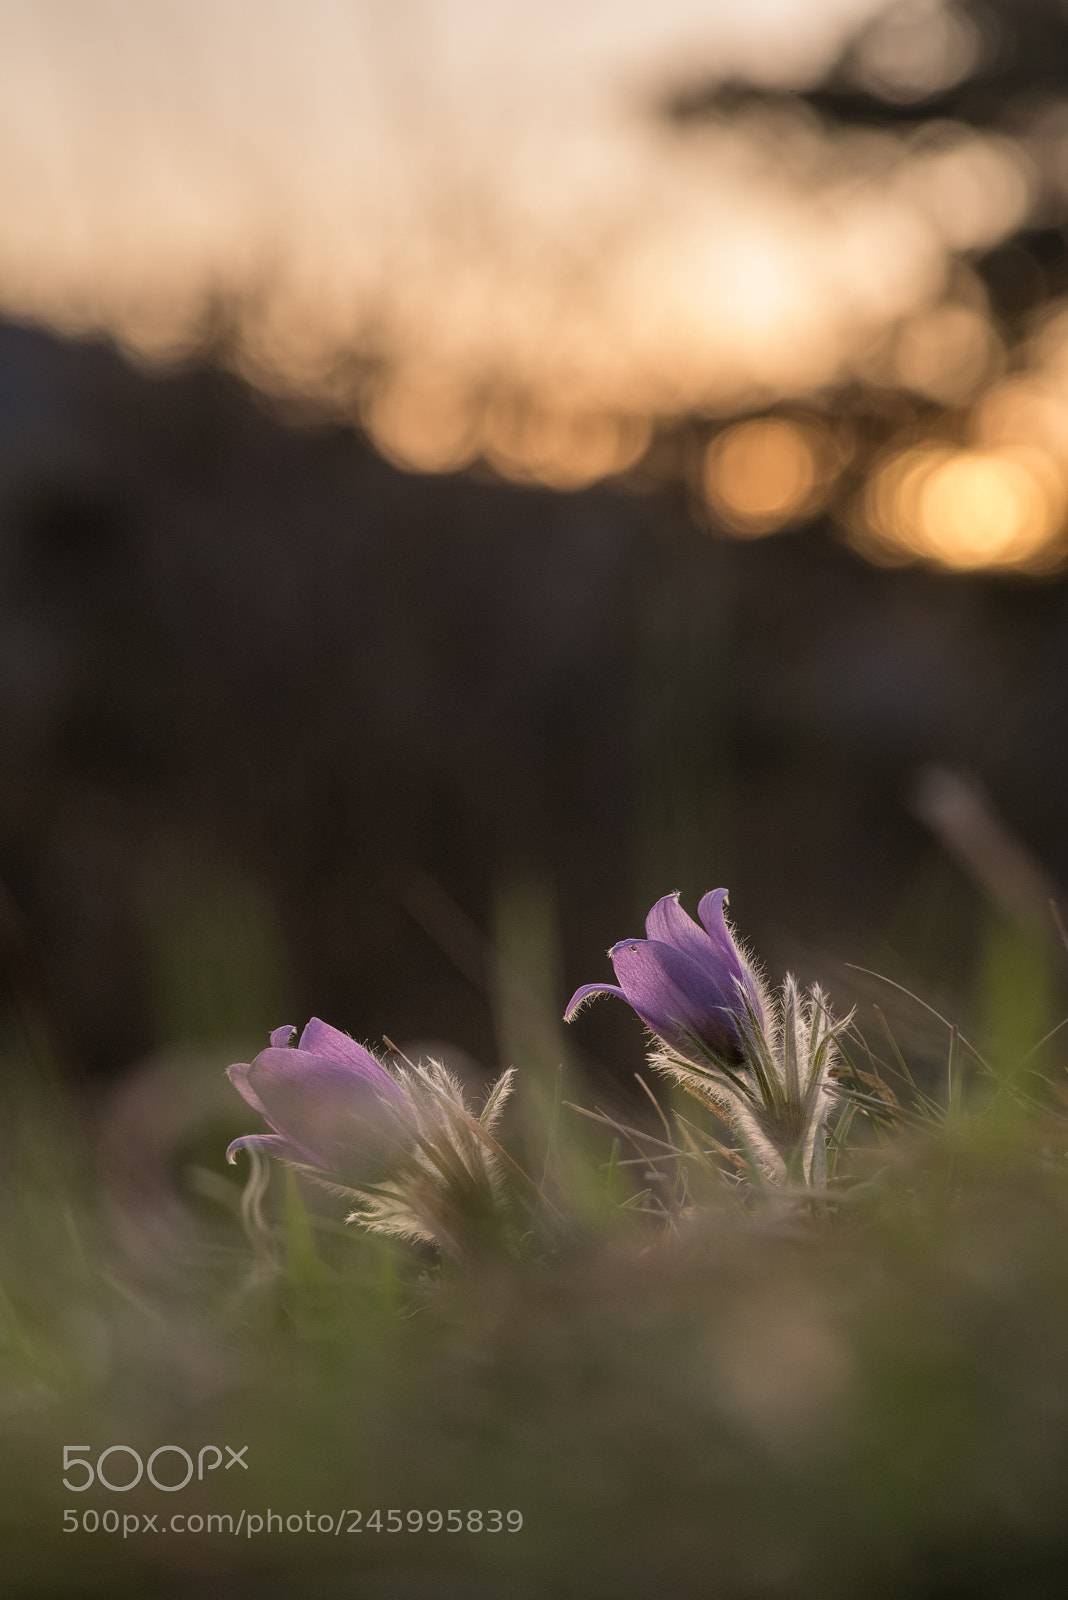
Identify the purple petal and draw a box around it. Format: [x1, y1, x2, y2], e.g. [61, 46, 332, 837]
[245, 1048, 407, 1174]
[227, 1060, 272, 1121]
[609, 937, 745, 1058]
[270, 1024, 296, 1048]
[697, 888, 733, 950]
[226, 1132, 293, 1164]
[698, 889, 762, 1022]
[563, 981, 628, 1021]
[298, 1017, 394, 1087]
[645, 892, 717, 965]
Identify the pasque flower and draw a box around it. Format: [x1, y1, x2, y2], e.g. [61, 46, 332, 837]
[565, 889, 847, 1184]
[564, 889, 765, 1063]
[227, 1017, 520, 1259]
[227, 1018, 408, 1181]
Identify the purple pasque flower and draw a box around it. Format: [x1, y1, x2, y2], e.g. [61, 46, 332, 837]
[227, 1018, 408, 1181]
[564, 889, 764, 1063]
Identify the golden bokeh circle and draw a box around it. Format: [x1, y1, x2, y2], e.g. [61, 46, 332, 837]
[703, 417, 825, 536]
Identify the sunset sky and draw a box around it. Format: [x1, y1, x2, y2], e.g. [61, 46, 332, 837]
[0, 0, 1062, 568]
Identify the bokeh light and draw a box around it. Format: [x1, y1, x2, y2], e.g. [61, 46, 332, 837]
[862, 442, 1066, 571]
[972, 376, 1068, 458]
[479, 404, 651, 489]
[847, 0, 982, 102]
[0, 2, 1066, 568]
[0, 0, 1034, 506]
[703, 417, 829, 535]
[365, 373, 480, 476]
[892, 301, 1000, 403]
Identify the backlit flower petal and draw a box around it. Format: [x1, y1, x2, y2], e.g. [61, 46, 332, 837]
[698, 888, 763, 1021]
[564, 888, 763, 1061]
[298, 1017, 396, 1088]
[644, 891, 718, 965]
[609, 937, 744, 1059]
[227, 1059, 272, 1120]
[226, 1132, 293, 1164]
[563, 980, 628, 1021]
[227, 1022, 410, 1179]
[245, 1047, 407, 1175]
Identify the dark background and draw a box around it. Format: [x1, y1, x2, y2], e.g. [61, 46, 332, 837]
[3, 0, 1068, 1098]
[0, 315, 1065, 1096]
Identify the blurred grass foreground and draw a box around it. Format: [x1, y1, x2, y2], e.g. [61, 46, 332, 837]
[3, 892, 1068, 1600]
